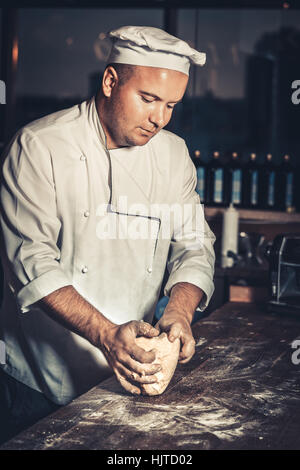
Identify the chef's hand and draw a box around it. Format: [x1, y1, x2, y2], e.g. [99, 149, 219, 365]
[99, 320, 162, 395]
[155, 307, 196, 364]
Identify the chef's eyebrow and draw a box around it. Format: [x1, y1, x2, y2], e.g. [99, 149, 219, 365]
[139, 91, 182, 104]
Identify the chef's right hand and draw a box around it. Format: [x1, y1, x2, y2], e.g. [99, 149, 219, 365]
[99, 320, 162, 395]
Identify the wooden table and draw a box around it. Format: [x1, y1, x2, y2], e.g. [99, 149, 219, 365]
[1, 302, 300, 450]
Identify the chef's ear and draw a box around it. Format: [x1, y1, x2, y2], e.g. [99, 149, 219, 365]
[102, 65, 118, 97]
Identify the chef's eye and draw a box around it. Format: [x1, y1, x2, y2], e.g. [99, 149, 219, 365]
[141, 96, 153, 103]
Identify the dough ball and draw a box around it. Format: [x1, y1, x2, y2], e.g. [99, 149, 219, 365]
[135, 332, 180, 396]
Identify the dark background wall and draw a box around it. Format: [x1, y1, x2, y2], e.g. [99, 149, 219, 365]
[1, 1, 300, 168]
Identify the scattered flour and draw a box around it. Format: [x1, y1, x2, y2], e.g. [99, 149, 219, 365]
[196, 337, 207, 347]
[88, 398, 248, 442]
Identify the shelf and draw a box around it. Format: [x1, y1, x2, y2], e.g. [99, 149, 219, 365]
[204, 207, 300, 224]
[281, 262, 300, 268]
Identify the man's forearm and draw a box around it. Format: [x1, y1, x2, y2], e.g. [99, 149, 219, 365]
[166, 282, 204, 323]
[37, 285, 113, 347]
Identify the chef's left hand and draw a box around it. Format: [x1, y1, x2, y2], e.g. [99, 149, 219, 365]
[155, 307, 196, 364]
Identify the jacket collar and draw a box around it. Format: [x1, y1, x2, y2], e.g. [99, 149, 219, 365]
[87, 95, 107, 149]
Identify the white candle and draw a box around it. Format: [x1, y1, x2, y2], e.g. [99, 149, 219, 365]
[221, 204, 239, 268]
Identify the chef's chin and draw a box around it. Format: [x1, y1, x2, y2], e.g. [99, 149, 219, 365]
[125, 133, 153, 147]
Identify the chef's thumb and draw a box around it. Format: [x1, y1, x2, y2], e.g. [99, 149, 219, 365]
[168, 323, 181, 342]
[136, 320, 160, 338]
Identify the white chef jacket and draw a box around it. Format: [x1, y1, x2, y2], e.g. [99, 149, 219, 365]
[0, 97, 215, 405]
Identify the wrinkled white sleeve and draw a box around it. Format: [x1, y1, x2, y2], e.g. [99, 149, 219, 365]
[164, 143, 216, 311]
[0, 128, 71, 313]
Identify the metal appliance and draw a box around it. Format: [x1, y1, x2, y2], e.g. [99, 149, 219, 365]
[265, 233, 300, 314]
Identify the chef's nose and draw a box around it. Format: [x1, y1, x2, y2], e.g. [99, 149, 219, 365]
[149, 103, 166, 129]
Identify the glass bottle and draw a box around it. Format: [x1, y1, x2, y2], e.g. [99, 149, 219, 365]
[226, 151, 243, 207]
[193, 150, 206, 204]
[206, 151, 225, 206]
[242, 153, 260, 209]
[259, 153, 276, 210]
[276, 154, 295, 211]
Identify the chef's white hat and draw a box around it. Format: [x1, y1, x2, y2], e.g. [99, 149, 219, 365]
[105, 26, 206, 76]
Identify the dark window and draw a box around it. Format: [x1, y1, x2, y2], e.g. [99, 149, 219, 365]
[166, 8, 300, 166]
[15, 8, 163, 131]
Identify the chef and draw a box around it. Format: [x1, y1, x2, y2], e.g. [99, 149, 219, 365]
[0, 26, 215, 442]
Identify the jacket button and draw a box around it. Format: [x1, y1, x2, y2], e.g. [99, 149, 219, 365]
[81, 266, 88, 273]
[80, 155, 86, 161]
[147, 267, 152, 273]
[84, 210, 90, 217]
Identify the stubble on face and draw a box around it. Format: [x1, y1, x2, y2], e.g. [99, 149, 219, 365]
[105, 92, 133, 147]
[98, 65, 188, 149]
